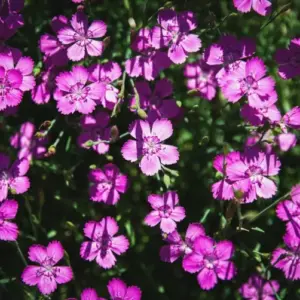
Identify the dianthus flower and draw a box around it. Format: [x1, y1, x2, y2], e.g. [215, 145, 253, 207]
[0, 0, 24, 16]
[72, 0, 84, 3]
[275, 38, 300, 80]
[121, 119, 179, 176]
[125, 28, 171, 81]
[129, 79, 180, 122]
[88, 163, 129, 205]
[0, 51, 35, 110]
[40, 16, 69, 67]
[183, 236, 236, 290]
[184, 58, 219, 100]
[151, 9, 201, 64]
[283, 106, 300, 130]
[88, 62, 122, 110]
[0, 153, 30, 202]
[54, 65, 104, 114]
[0, 199, 18, 241]
[233, 0, 271, 16]
[276, 185, 300, 238]
[160, 223, 206, 263]
[271, 233, 300, 280]
[57, 12, 107, 61]
[144, 191, 185, 233]
[239, 274, 280, 300]
[0, 14, 23, 41]
[21, 241, 73, 295]
[80, 217, 129, 269]
[222, 57, 276, 108]
[10, 122, 47, 160]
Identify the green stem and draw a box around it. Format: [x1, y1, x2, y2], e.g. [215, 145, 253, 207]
[52, 131, 65, 148]
[130, 78, 141, 110]
[14, 241, 27, 266]
[112, 72, 127, 117]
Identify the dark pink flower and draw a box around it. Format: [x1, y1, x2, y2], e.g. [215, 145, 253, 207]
[129, 79, 180, 122]
[121, 119, 179, 176]
[78, 112, 111, 155]
[0, 153, 30, 202]
[183, 236, 236, 290]
[144, 191, 185, 233]
[271, 233, 300, 280]
[80, 217, 129, 269]
[0, 199, 18, 241]
[88, 163, 129, 205]
[57, 12, 107, 61]
[88, 62, 122, 110]
[160, 223, 206, 263]
[54, 65, 104, 115]
[125, 28, 171, 81]
[283, 106, 300, 130]
[21, 241, 73, 295]
[152, 9, 201, 64]
[0, 0, 24, 16]
[233, 0, 271, 16]
[239, 274, 280, 300]
[0, 14, 23, 40]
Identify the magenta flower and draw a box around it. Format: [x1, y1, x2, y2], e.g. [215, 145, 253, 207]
[78, 112, 111, 155]
[226, 149, 280, 200]
[275, 38, 300, 80]
[222, 57, 276, 108]
[22, 241, 73, 295]
[121, 119, 179, 176]
[0, 51, 35, 111]
[0, 14, 24, 41]
[0, 0, 24, 16]
[88, 62, 122, 110]
[72, 0, 84, 3]
[125, 28, 171, 81]
[10, 122, 47, 160]
[160, 223, 206, 263]
[129, 79, 181, 122]
[276, 185, 300, 238]
[88, 163, 129, 205]
[80, 217, 129, 269]
[0, 199, 18, 241]
[0, 153, 30, 202]
[239, 274, 280, 300]
[144, 191, 185, 233]
[233, 0, 272, 16]
[183, 236, 236, 290]
[277, 133, 297, 152]
[271, 233, 300, 280]
[184, 58, 219, 101]
[54, 65, 104, 115]
[40, 16, 69, 67]
[152, 9, 201, 64]
[57, 12, 107, 61]
[283, 106, 300, 130]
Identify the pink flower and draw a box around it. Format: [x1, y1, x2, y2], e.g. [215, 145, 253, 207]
[80, 217, 129, 269]
[152, 9, 201, 64]
[0, 50, 35, 110]
[129, 79, 181, 122]
[39, 16, 69, 67]
[233, 0, 272, 16]
[125, 28, 171, 81]
[0, 153, 30, 202]
[10, 122, 47, 160]
[226, 148, 280, 200]
[276, 185, 300, 238]
[106, 278, 141, 300]
[0, 14, 24, 40]
[0, 199, 19, 241]
[78, 112, 111, 155]
[144, 191, 185, 233]
[239, 274, 280, 300]
[88, 163, 129, 205]
[54, 65, 104, 115]
[184, 58, 219, 101]
[57, 12, 107, 61]
[72, 0, 84, 3]
[183, 236, 236, 290]
[271, 233, 300, 280]
[275, 38, 300, 80]
[160, 223, 206, 263]
[277, 133, 297, 152]
[283, 106, 300, 130]
[88, 62, 122, 110]
[21, 241, 73, 295]
[222, 57, 276, 108]
[121, 119, 179, 176]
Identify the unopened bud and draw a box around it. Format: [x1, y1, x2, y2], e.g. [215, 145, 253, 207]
[110, 125, 119, 142]
[46, 146, 56, 157]
[39, 120, 52, 130]
[128, 18, 136, 29]
[83, 140, 94, 148]
[137, 109, 148, 119]
[35, 132, 45, 139]
[103, 36, 111, 50]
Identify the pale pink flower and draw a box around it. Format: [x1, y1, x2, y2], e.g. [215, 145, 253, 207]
[233, 0, 272, 16]
[0, 199, 19, 241]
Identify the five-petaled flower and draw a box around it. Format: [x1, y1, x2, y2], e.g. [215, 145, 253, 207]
[233, 0, 272, 16]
